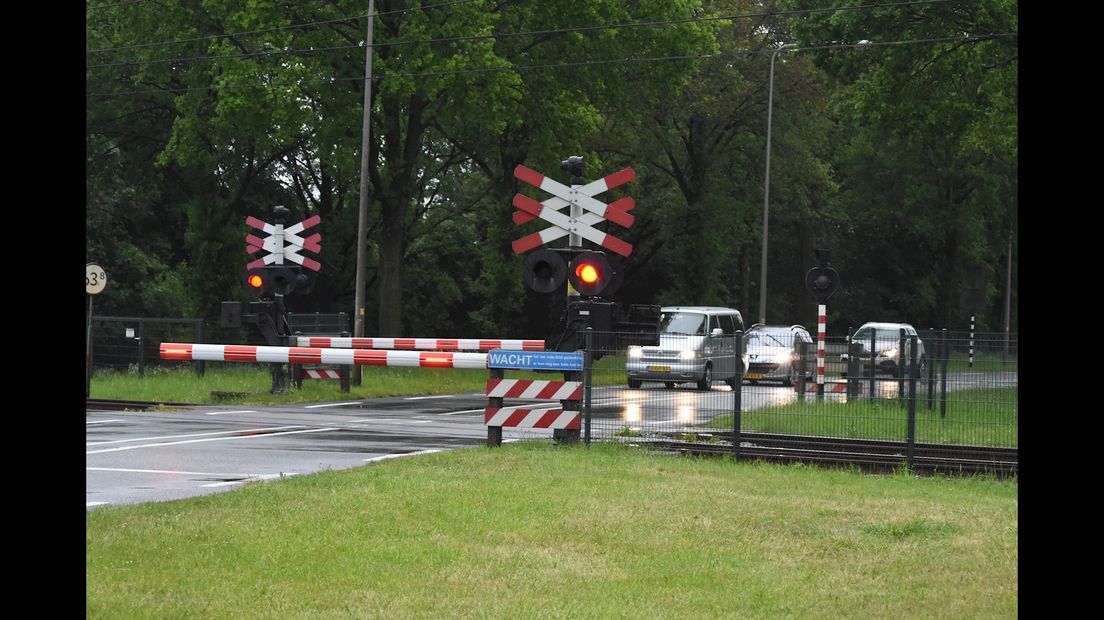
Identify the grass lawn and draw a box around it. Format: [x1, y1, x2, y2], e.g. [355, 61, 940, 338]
[87, 442, 1017, 618]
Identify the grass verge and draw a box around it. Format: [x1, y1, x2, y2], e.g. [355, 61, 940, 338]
[87, 442, 1017, 618]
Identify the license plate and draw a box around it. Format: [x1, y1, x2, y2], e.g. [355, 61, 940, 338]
[744, 373, 763, 380]
[648, 365, 671, 372]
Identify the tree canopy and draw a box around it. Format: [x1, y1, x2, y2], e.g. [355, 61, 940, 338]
[86, 0, 1017, 337]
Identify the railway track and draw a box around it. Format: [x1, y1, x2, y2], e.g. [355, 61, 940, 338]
[634, 431, 1017, 476]
[86, 398, 197, 411]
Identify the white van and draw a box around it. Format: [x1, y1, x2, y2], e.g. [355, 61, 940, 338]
[625, 306, 746, 390]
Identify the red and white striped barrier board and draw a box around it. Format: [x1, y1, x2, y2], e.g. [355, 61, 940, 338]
[295, 337, 544, 351]
[160, 343, 487, 369]
[485, 378, 581, 401]
[303, 369, 342, 380]
[484, 407, 581, 430]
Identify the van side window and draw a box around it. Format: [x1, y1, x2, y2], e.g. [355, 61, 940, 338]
[720, 315, 738, 334]
[709, 315, 722, 334]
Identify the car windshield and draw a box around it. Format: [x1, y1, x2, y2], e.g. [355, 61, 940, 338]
[659, 312, 706, 336]
[854, 327, 909, 342]
[746, 331, 787, 347]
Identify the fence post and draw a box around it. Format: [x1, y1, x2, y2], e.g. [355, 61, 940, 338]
[340, 330, 351, 393]
[796, 340, 807, 401]
[868, 329, 876, 401]
[898, 328, 906, 408]
[733, 331, 743, 461]
[847, 332, 861, 400]
[906, 335, 918, 470]
[487, 367, 503, 447]
[940, 328, 949, 418]
[196, 319, 205, 377]
[137, 319, 146, 376]
[584, 327, 593, 446]
[927, 328, 935, 411]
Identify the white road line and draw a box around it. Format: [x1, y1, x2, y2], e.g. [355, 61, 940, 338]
[201, 474, 291, 488]
[363, 449, 441, 463]
[87, 501, 108, 507]
[86, 419, 122, 425]
[358, 419, 432, 426]
[304, 402, 361, 409]
[86, 427, 336, 455]
[441, 409, 484, 415]
[87, 467, 283, 477]
[87, 425, 304, 447]
[204, 410, 259, 416]
[403, 395, 454, 400]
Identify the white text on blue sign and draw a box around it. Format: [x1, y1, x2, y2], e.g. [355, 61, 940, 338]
[487, 350, 583, 371]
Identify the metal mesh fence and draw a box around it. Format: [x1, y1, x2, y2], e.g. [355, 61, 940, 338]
[580, 328, 1016, 470]
[89, 313, 351, 376]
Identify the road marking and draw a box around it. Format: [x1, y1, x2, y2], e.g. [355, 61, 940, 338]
[201, 474, 292, 488]
[86, 427, 336, 454]
[87, 501, 108, 507]
[347, 417, 430, 424]
[441, 409, 483, 415]
[87, 467, 288, 477]
[363, 449, 441, 463]
[304, 402, 361, 409]
[403, 395, 454, 400]
[204, 410, 259, 416]
[87, 425, 304, 447]
[86, 419, 122, 425]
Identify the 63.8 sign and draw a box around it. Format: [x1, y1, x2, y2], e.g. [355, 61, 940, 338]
[86, 263, 107, 295]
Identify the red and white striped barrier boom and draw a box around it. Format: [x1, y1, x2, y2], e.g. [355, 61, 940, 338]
[295, 337, 544, 351]
[161, 343, 487, 368]
[484, 378, 581, 431]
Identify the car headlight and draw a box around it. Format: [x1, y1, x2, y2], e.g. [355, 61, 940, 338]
[679, 350, 697, 360]
[880, 348, 898, 359]
[628, 346, 643, 358]
[773, 351, 792, 364]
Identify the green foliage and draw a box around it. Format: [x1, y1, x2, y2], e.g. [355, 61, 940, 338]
[86, 0, 1016, 336]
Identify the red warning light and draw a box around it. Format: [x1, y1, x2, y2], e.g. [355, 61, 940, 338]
[247, 273, 265, 288]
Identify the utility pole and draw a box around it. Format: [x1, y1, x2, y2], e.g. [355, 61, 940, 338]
[353, 0, 376, 386]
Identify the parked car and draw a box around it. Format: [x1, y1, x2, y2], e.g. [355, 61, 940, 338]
[626, 306, 748, 390]
[743, 324, 813, 386]
[841, 322, 925, 376]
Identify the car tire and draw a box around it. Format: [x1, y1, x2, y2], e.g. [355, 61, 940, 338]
[697, 364, 712, 391]
[628, 379, 642, 389]
[783, 364, 797, 387]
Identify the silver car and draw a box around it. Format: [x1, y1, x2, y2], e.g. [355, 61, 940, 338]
[842, 322, 926, 376]
[743, 324, 813, 386]
[625, 306, 747, 390]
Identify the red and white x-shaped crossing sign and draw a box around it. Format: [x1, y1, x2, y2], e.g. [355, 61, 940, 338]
[511, 164, 635, 257]
[246, 214, 322, 272]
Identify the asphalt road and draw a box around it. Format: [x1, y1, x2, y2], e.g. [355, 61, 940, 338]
[86, 370, 1016, 509]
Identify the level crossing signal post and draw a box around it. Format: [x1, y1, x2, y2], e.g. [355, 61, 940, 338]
[804, 249, 840, 401]
[219, 204, 324, 394]
[513, 156, 659, 358]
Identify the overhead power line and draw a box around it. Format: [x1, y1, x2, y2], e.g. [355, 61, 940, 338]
[87, 0, 955, 62]
[86, 0, 481, 54]
[86, 32, 1017, 99]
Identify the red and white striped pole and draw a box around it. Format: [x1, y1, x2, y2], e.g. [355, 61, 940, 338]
[294, 337, 543, 351]
[161, 343, 488, 369]
[816, 304, 826, 398]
